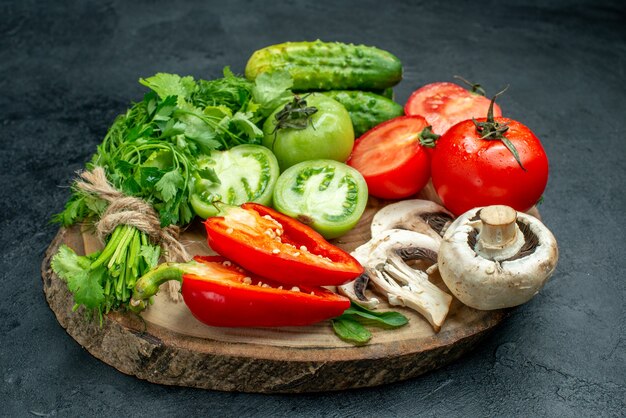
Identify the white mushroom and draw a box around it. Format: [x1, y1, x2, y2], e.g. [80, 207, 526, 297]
[438, 205, 559, 310]
[340, 229, 453, 332]
[336, 272, 380, 310]
[370, 199, 455, 243]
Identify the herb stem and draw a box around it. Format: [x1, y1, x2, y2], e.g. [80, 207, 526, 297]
[90, 226, 124, 270]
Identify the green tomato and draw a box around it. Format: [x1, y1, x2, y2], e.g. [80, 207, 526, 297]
[262, 94, 355, 171]
[272, 159, 369, 239]
[190, 144, 280, 219]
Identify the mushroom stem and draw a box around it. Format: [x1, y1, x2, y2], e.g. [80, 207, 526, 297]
[370, 265, 451, 332]
[376, 255, 451, 331]
[475, 205, 525, 261]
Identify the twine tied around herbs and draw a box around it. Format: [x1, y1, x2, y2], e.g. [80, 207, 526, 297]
[75, 167, 189, 302]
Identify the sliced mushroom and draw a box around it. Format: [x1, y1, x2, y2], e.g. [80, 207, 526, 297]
[370, 199, 455, 243]
[341, 229, 452, 332]
[337, 272, 380, 310]
[438, 205, 559, 310]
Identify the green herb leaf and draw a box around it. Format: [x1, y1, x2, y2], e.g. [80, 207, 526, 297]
[121, 177, 142, 195]
[51, 245, 90, 279]
[183, 122, 221, 153]
[230, 111, 264, 139]
[332, 317, 372, 344]
[193, 67, 254, 113]
[252, 71, 293, 117]
[143, 149, 174, 170]
[139, 245, 161, 270]
[140, 73, 195, 101]
[139, 166, 164, 189]
[51, 245, 105, 309]
[179, 202, 194, 226]
[158, 119, 186, 139]
[155, 170, 184, 202]
[153, 95, 178, 121]
[330, 303, 408, 345]
[69, 265, 106, 309]
[114, 160, 135, 177]
[343, 304, 409, 328]
[203, 105, 233, 119]
[83, 195, 108, 216]
[53, 196, 88, 226]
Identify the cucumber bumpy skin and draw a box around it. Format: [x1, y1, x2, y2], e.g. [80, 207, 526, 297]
[321, 90, 404, 137]
[245, 40, 403, 91]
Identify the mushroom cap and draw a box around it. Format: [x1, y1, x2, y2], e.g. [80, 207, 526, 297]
[438, 207, 559, 310]
[370, 199, 454, 242]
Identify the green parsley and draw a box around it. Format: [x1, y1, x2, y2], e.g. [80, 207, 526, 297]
[52, 68, 294, 320]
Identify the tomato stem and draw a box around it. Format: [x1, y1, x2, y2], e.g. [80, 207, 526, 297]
[418, 126, 440, 148]
[271, 95, 318, 133]
[472, 87, 526, 171]
[453, 75, 486, 96]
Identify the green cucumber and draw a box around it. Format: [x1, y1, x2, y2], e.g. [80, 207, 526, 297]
[321, 90, 404, 137]
[370, 87, 394, 100]
[245, 40, 403, 91]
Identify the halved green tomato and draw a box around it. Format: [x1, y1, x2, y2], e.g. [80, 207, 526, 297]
[272, 160, 368, 239]
[190, 145, 280, 219]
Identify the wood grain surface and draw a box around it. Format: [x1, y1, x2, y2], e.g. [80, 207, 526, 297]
[41, 194, 512, 393]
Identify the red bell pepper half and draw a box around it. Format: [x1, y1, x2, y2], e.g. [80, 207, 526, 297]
[204, 203, 364, 287]
[129, 255, 350, 327]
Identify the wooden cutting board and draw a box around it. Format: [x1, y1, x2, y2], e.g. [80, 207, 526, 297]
[42, 192, 516, 393]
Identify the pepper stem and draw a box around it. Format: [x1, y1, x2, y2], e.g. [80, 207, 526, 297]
[129, 262, 184, 313]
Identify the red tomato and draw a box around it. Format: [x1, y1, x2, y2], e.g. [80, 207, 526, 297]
[431, 117, 548, 216]
[347, 116, 433, 199]
[405, 82, 502, 135]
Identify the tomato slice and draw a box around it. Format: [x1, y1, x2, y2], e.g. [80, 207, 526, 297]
[204, 203, 364, 286]
[348, 116, 432, 199]
[272, 159, 369, 239]
[182, 256, 350, 327]
[405, 82, 502, 135]
[190, 144, 280, 218]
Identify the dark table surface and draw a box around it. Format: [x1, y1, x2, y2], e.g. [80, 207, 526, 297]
[2, 0, 625, 416]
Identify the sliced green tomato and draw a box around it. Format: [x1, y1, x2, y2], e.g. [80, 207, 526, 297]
[191, 145, 280, 219]
[272, 160, 368, 239]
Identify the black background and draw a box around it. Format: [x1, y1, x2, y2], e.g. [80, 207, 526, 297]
[1, 0, 625, 416]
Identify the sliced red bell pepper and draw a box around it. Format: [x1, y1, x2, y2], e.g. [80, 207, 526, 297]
[129, 256, 350, 328]
[204, 203, 364, 287]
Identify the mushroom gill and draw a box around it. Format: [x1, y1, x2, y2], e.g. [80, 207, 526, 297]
[341, 229, 452, 332]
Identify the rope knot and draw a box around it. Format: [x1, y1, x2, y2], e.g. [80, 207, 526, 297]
[75, 167, 190, 263]
[74, 167, 189, 301]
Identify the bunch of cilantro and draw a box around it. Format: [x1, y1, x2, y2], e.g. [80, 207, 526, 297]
[51, 68, 294, 322]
